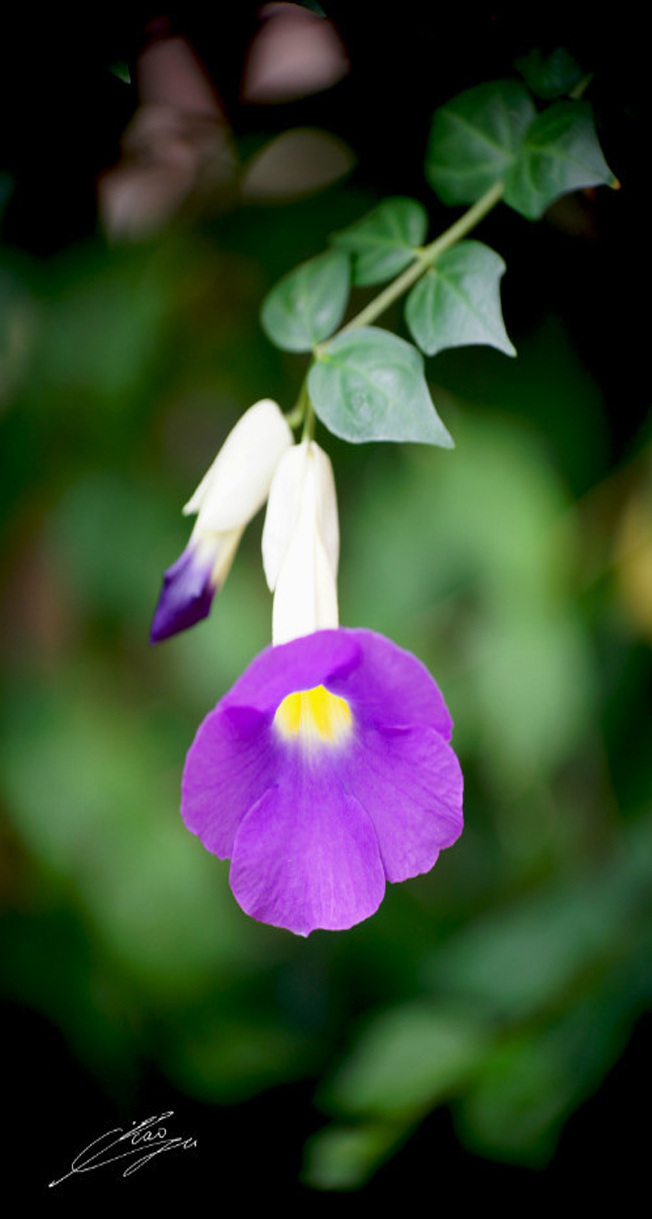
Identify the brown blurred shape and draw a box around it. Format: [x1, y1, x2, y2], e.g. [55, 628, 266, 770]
[99, 33, 237, 241]
[98, 9, 352, 240]
[241, 3, 349, 103]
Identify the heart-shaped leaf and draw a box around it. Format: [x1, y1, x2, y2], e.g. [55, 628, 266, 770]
[333, 198, 428, 285]
[504, 100, 616, 219]
[425, 80, 537, 206]
[308, 327, 453, 446]
[405, 241, 515, 357]
[260, 248, 351, 352]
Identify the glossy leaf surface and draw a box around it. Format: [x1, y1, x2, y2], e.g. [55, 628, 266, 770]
[333, 197, 428, 285]
[308, 327, 454, 446]
[503, 100, 616, 219]
[405, 240, 515, 357]
[260, 248, 350, 352]
[426, 80, 536, 205]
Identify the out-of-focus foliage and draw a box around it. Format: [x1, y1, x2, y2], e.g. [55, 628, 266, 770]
[515, 47, 584, 100]
[0, 12, 648, 1198]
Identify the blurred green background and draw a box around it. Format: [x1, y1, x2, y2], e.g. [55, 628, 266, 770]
[1, 5, 649, 1204]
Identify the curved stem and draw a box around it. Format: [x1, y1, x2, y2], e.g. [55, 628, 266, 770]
[285, 378, 310, 431]
[341, 180, 505, 334]
[285, 377, 316, 441]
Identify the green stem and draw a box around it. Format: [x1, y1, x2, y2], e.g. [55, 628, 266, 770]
[340, 180, 505, 334]
[285, 378, 309, 430]
[301, 398, 315, 442]
[285, 376, 315, 439]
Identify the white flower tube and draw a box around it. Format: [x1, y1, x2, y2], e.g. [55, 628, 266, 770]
[151, 398, 292, 642]
[262, 440, 339, 645]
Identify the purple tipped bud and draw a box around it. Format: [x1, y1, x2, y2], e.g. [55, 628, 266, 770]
[150, 546, 216, 643]
[151, 399, 292, 643]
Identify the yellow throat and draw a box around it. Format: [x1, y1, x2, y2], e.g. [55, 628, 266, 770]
[274, 684, 352, 747]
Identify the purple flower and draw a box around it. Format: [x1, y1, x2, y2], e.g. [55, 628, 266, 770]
[181, 627, 463, 935]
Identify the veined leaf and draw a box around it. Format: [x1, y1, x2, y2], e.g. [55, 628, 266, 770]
[426, 80, 536, 205]
[405, 241, 515, 358]
[260, 248, 350, 352]
[308, 327, 453, 446]
[332, 197, 428, 285]
[504, 100, 616, 219]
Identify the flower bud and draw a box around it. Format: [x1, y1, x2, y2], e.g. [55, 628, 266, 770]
[262, 440, 339, 645]
[151, 398, 292, 642]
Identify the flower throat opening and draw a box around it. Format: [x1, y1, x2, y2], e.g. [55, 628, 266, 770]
[274, 685, 352, 746]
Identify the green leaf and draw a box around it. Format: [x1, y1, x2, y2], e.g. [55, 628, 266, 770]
[323, 1003, 487, 1117]
[405, 240, 515, 357]
[308, 327, 454, 446]
[515, 47, 584, 100]
[459, 984, 636, 1166]
[260, 248, 350, 352]
[110, 60, 132, 85]
[425, 80, 537, 205]
[303, 1122, 402, 1192]
[332, 197, 428, 286]
[504, 100, 616, 219]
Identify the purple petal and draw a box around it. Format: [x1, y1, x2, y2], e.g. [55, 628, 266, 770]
[150, 545, 216, 643]
[341, 723, 463, 883]
[230, 775, 385, 936]
[220, 629, 452, 739]
[221, 629, 361, 717]
[337, 630, 453, 740]
[181, 704, 276, 857]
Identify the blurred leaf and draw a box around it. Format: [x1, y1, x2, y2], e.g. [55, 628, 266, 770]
[305, 1003, 488, 1190]
[332, 197, 428, 286]
[308, 327, 454, 445]
[260, 248, 350, 352]
[0, 911, 141, 1086]
[303, 1121, 403, 1191]
[504, 101, 616, 219]
[35, 251, 169, 403]
[0, 681, 250, 995]
[457, 982, 637, 1165]
[322, 1002, 488, 1117]
[425, 80, 536, 205]
[427, 828, 652, 1020]
[167, 1013, 312, 1102]
[457, 1030, 571, 1165]
[514, 47, 584, 100]
[405, 241, 515, 357]
[470, 608, 594, 780]
[49, 470, 173, 624]
[344, 411, 580, 650]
